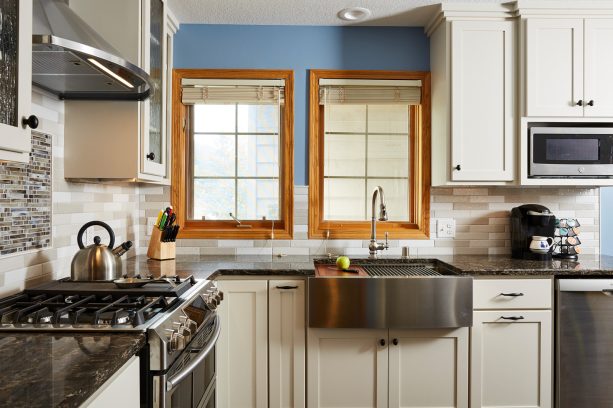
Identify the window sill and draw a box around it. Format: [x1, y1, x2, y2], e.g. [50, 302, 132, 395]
[179, 223, 293, 240]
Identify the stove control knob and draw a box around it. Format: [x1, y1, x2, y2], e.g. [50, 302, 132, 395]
[166, 329, 186, 352]
[179, 316, 198, 334]
[203, 294, 218, 310]
[173, 322, 192, 343]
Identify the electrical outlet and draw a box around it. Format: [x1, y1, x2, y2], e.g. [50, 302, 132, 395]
[436, 218, 456, 238]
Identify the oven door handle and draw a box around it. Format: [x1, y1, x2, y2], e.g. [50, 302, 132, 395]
[166, 315, 221, 392]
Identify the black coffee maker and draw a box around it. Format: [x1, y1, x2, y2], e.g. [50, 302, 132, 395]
[511, 204, 556, 260]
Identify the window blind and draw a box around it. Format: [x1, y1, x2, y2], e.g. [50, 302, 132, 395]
[319, 79, 422, 105]
[181, 78, 285, 105]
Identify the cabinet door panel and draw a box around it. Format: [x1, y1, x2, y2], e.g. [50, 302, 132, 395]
[141, 0, 167, 177]
[216, 280, 268, 408]
[471, 310, 552, 408]
[308, 328, 388, 408]
[526, 19, 583, 117]
[269, 280, 305, 408]
[0, 0, 32, 161]
[389, 328, 468, 408]
[451, 21, 514, 181]
[584, 19, 613, 117]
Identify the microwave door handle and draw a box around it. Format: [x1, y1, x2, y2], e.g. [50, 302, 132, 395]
[166, 315, 221, 392]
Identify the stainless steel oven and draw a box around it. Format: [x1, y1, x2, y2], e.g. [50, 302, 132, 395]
[151, 314, 220, 408]
[529, 126, 613, 177]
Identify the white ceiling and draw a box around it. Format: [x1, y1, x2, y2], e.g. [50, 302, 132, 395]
[167, 0, 505, 27]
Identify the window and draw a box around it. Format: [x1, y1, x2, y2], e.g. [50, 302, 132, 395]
[309, 70, 431, 239]
[172, 70, 294, 239]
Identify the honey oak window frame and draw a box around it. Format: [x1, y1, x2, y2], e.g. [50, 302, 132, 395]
[308, 70, 431, 240]
[171, 69, 294, 239]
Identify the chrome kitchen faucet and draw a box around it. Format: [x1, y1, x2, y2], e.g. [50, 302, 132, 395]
[368, 186, 389, 259]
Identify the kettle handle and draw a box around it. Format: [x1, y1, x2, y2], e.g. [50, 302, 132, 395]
[77, 221, 115, 249]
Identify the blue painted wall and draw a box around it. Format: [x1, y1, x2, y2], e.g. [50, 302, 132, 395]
[174, 25, 430, 185]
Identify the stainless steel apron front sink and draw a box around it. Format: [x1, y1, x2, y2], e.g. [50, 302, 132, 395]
[308, 263, 473, 329]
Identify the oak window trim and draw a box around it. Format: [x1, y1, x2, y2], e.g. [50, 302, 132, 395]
[308, 69, 431, 240]
[171, 69, 294, 239]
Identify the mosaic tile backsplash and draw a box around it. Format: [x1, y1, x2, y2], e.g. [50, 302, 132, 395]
[0, 132, 52, 255]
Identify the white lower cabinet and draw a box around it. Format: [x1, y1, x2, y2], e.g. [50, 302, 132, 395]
[308, 329, 389, 408]
[81, 356, 140, 407]
[471, 278, 553, 408]
[216, 279, 305, 408]
[389, 329, 468, 408]
[307, 328, 469, 408]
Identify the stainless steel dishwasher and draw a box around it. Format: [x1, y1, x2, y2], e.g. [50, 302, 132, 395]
[557, 279, 613, 408]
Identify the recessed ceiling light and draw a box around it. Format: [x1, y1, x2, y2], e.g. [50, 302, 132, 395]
[337, 7, 371, 22]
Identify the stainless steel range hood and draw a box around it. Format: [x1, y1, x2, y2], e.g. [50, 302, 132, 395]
[32, 0, 152, 100]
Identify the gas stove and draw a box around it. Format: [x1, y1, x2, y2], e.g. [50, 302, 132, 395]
[0, 275, 207, 331]
[0, 274, 223, 407]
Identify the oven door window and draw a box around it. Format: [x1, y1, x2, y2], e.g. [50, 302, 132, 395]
[167, 346, 216, 408]
[532, 133, 613, 164]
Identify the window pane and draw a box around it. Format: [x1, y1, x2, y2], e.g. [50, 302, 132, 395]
[237, 134, 279, 177]
[324, 134, 366, 177]
[325, 105, 366, 133]
[237, 105, 280, 133]
[193, 134, 235, 177]
[193, 179, 235, 220]
[194, 105, 236, 133]
[324, 178, 366, 220]
[367, 134, 409, 178]
[367, 179, 409, 221]
[237, 179, 279, 220]
[367, 105, 409, 134]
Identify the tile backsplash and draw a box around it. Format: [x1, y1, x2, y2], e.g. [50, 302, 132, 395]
[0, 90, 601, 298]
[0, 131, 52, 256]
[140, 185, 600, 257]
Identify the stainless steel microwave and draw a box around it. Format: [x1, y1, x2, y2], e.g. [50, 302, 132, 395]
[529, 126, 613, 178]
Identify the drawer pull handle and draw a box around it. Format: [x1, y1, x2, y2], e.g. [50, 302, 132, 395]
[500, 292, 524, 297]
[276, 285, 298, 290]
[500, 316, 524, 321]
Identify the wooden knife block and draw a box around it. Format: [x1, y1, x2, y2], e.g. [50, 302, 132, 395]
[147, 226, 176, 261]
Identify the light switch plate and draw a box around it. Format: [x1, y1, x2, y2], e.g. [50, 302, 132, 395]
[436, 218, 456, 238]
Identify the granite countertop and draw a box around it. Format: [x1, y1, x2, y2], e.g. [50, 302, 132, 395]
[124, 254, 613, 279]
[0, 332, 145, 408]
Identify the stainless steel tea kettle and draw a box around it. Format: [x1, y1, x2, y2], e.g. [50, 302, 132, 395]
[71, 221, 133, 280]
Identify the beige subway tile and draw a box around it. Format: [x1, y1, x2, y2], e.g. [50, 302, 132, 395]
[453, 188, 489, 196]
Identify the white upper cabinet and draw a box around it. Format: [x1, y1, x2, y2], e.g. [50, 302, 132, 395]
[428, 6, 517, 186]
[450, 20, 515, 182]
[524, 15, 613, 118]
[525, 19, 584, 117]
[0, 0, 33, 163]
[584, 19, 613, 117]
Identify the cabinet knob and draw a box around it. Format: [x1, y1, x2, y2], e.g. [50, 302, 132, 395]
[454, 164, 461, 171]
[379, 339, 386, 346]
[392, 338, 398, 346]
[21, 115, 39, 129]
[587, 100, 595, 106]
[576, 100, 584, 106]
[146, 152, 155, 161]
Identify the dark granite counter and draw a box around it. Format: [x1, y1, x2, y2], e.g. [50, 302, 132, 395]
[124, 255, 315, 280]
[0, 332, 144, 407]
[122, 254, 613, 279]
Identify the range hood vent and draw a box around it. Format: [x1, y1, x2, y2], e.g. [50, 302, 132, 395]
[32, 0, 152, 100]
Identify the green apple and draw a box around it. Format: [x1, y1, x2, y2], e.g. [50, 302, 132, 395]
[336, 256, 351, 270]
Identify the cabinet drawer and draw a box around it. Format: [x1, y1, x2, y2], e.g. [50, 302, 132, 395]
[473, 279, 552, 309]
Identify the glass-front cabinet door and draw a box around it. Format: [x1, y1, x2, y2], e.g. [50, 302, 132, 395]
[141, 0, 166, 177]
[0, 0, 32, 162]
